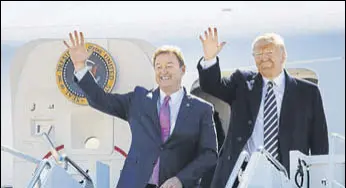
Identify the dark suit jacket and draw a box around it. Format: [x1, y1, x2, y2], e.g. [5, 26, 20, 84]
[76, 72, 218, 188]
[197, 57, 329, 188]
[200, 111, 225, 188]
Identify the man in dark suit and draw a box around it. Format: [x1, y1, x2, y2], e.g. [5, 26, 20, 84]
[200, 111, 225, 187]
[197, 27, 329, 188]
[63, 31, 218, 188]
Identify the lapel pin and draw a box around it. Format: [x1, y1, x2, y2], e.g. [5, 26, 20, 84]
[146, 92, 153, 99]
[246, 80, 255, 91]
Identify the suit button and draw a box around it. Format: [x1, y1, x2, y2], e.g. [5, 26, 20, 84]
[248, 120, 252, 125]
[237, 137, 242, 142]
[160, 146, 164, 150]
[227, 155, 231, 160]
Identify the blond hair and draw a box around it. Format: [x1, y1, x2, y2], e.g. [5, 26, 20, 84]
[252, 33, 287, 56]
[152, 45, 185, 67]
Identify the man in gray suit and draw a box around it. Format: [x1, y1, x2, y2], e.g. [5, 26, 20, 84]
[63, 31, 218, 188]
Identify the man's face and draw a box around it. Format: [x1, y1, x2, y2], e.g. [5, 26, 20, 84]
[154, 52, 185, 92]
[253, 41, 285, 79]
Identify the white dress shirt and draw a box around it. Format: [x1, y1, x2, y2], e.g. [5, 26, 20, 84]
[148, 88, 185, 185]
[158, 88, 185, 135]
[244, 71, 285, 156]
[200, 58, 286, 156]
[200, 57, 217, 69]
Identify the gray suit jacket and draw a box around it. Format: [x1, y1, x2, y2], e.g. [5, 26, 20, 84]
[76, 72, 218, 188]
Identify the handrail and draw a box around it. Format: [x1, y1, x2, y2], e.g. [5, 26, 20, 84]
[1, 145, 41, 165]
[62, 155, 93, 183]
[328, 133, 345, 188]
[225, 151, 250, 187]
[259, 147, 289, 178]
[42, 132, 62, 162]
[41, 130, 93, 187]
[26, 159, 51, 188]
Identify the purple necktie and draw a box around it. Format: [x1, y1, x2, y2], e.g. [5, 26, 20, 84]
[152, 96, 171, 185]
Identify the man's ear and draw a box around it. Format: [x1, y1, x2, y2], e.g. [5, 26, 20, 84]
[281, 48, 287, 64]
[181, 65, 186, 74]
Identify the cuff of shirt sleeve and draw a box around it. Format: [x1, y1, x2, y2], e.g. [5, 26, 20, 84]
[201, 57, 217, 69]
[74, 66, 91, 81]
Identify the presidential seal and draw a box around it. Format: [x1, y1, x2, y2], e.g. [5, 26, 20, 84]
[56, 43, 117, 105]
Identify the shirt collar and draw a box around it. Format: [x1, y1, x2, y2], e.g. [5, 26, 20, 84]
[262, 70, 285, 88]
[159, 87, 184, 105]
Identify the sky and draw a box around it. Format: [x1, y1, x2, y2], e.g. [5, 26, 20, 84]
[2, 1, 345, 41]
[1, 1, 345, 186]
[1, 1, 345, 69]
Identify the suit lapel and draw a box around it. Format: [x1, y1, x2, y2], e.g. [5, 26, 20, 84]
[248, 73, 263, 124]
[164, 88, 192, 145]
[279, 70, 297, 158]
[142, 88, 162, 144]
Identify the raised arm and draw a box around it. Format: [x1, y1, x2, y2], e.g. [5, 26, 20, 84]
[197, 27, 237, 105]
[64, 31, 133, 121]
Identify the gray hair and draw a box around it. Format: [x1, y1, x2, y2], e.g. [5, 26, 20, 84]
[252, 33, 287, 56]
